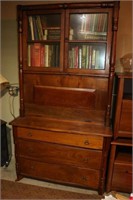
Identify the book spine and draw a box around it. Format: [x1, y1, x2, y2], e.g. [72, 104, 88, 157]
[55, 45, 59, 67]
[78, 48, 82, 69]
[44, 45, 49, 67]
[69, 49, 73, 68]
[36, 16, 44, 40]
[32, 16, 39, 40]
[89, 46, 92, 69]
[28, 16, 34, 40]
[82, 45, 86, 69]
[40, 45, 44, 67]
[91, 48, 96, 69]
[74, 46, 79, 68]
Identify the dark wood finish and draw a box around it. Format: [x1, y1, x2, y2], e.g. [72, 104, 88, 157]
[106, 73, 132, 193]
[106, 140, 132, 193]
[113, 72, 132, 138]
[19, 157, 100, 189]
[18, 139, 102, 169]
[11, 117, 112, 194]
[10, 1, 120, 195]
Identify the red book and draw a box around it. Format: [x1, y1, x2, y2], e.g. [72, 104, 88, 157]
[40, 45, 44, 67]
[31, 43, 41, 67]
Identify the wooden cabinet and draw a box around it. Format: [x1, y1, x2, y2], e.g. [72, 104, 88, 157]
[106, 139, 132, 193]
[10, 1, 120, 195]
[113, 73, 132, 138]
[106, 73, 132, 193]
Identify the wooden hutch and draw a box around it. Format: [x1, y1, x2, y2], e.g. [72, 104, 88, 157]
[10, 1, 120, 195]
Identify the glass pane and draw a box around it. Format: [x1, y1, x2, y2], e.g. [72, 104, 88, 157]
[68, 43, 106, 69]
[28, 43, 60, 67]
[69, 14, 108, 41]
[28, 14, 61, 41]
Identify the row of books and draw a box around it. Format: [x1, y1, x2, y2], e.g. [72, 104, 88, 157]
[69, 45, 105, 69]
[28, 16, 61, 41]
[28, 14, 107, 42]
[28, 43, 59, 67]
[69, 14, 107, 41]
[79, 13, 108, 34]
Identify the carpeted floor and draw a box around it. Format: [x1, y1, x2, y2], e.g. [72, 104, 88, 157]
[1, 179, 103, 199]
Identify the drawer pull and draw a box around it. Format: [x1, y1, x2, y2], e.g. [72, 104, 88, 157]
[84, 140, 89, 145]
[30, 165, 35, 170]
[27, 132, 32, 137]
[82, 176, 88, 181]
[83, 158, 89, 163]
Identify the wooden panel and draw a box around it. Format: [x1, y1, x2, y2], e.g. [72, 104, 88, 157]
[119, 100, 132, 132]
[23, 74, 108, 111]
[33, 85, 96, 109]
[18, 157, 100, 189]
[16, 127, 104, 149]
[112, 162, 132, 193]
[18, 139, 102, 170]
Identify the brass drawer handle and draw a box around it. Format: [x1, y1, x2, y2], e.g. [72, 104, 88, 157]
[83, 158, 89, 163]
[84, 140, 89, 145]
[27, 132, 32, 137]
[82, 176, 88, 181]
[30, 165, 35, 170]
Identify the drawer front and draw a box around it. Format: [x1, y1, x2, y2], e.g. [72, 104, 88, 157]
[18, 157, 100, 189]
[114, 162, 132, 173]
[16, 127, 103, 150]
[18, 139, 102, 170]
[112, 163, 132, 193]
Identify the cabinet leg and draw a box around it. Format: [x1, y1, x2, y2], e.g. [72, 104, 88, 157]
[15, 174, 23, 181]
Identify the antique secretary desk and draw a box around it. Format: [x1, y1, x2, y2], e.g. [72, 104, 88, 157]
[10, 1, 120, 195]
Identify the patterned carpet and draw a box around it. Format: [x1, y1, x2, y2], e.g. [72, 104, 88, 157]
[1, 179, 103, 199]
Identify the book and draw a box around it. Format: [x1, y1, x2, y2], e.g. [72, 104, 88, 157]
[36, 16, 44, 40]
[78, 48, 82, 69]
[55, 45, 59, 67]
[44, 45, 49, 67]
[88, 46, 92, 69]
[43, 29, 48, 40]
[91, 48, 96, 69]
[47, 29, 60, 40]
[32, 16, 39, 40]
[30, 43, 41, 66]
[28, 16, 34, 40]
[95, 50, 100, 69]
[40, 45, 45, 66]
[69, 28, 74, 40]
[82, 45, 87, 69]
[29, 43, 45, 67]
[69, 49, 73, 68]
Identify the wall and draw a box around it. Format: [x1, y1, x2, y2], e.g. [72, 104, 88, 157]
[115, 1, 132, 72]
[1, 1, 132, 156]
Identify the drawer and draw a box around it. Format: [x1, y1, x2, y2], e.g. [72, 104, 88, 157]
[16, 127, 103, 150]
[112, 163, 132, 193]
[18, 157, 100, 189]
[17, 139, 102, 170]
